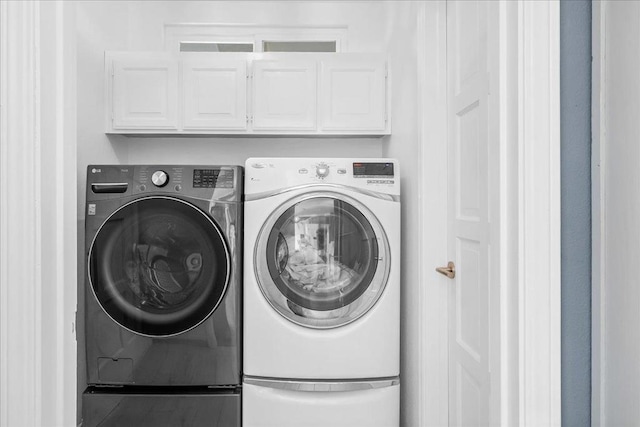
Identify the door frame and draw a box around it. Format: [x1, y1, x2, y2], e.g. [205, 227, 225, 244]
[417, 1, 561, 425]
[0, 1, 77, 426]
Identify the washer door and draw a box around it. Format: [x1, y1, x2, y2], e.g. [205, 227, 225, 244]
[89, 196, 230, 337]
[255, 192, 390, 328]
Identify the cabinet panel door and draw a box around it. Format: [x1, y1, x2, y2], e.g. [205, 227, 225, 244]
[182, 59, 247, 130]
[112, 58, 179, 130]
[319, 58, 387, 131]
[252, 60, 317, 130]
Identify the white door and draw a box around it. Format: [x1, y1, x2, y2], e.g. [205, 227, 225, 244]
[251, 59, 317, 130]
[319, 56, 387, 132]
[182, 57, 247, 130]
[111, 56, 179, 130]
[446, 1, 491, 425]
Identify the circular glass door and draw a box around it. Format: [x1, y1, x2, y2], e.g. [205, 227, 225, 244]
[255, 192, 390, 329]
[89, 196, 230, 337]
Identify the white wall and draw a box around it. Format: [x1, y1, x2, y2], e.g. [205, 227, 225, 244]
[379, 3, 421, 426]
[76, 1, 423, 424]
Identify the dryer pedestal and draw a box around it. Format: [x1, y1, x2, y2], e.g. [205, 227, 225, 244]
[243, 381, 399, 427]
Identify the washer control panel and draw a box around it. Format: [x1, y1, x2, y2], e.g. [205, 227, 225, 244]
[87, 165, 242, 202]
[193, 168, 235, 189]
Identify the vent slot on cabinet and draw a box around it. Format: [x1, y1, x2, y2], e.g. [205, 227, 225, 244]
[179, 42, 254, 53]
[262, 41, 336, 52]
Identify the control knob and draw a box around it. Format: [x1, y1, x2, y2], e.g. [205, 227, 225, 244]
[151, 170, 169, 187]
[316, 163, 330, 178]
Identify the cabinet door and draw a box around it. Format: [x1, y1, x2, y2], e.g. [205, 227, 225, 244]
[252, 60, 317, 130]
[111, 58, 179, 130]
[182, 59, 247, 130]
[319, 58, 387, 132]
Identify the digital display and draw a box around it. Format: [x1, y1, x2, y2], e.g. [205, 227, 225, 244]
[193, 169, 234, 188]
[353, 162, 394, 177]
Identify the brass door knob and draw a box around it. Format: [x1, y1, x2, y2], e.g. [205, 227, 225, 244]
[435, 261, 455, 279]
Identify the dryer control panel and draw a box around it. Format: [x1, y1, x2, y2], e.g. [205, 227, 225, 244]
[245, 158, 400, 198]
[352, 162, 394, 178]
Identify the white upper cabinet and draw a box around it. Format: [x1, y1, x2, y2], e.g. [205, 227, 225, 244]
[105, 52, 389, 135]
[111, 55, 179, 130]
[252, 59, 317, 130]
[319, 57, 387, 132]
[182, 57, 247, 130]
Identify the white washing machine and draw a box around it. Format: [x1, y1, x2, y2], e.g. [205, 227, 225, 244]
[243, 158, 400, 427]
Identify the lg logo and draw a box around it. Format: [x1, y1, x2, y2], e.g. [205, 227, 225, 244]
[91, 168, 101, 174]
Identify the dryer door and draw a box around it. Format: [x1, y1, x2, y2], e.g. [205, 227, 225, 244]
[89, 196, 230, 337]
[254, 192, 391, 328]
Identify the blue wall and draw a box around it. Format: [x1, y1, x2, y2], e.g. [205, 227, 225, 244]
[560, 1, 591, 425]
